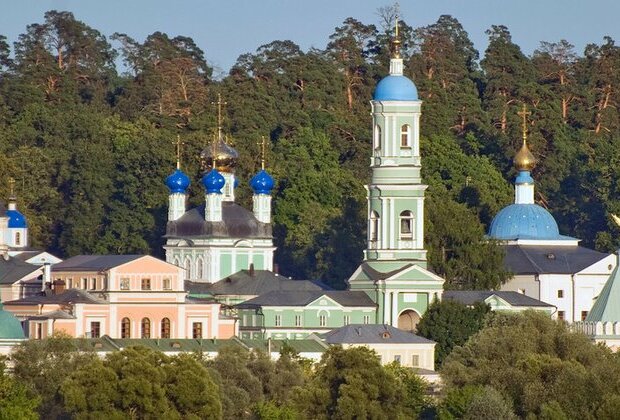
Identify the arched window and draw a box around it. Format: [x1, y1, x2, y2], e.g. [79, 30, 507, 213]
[184, 258, 192, 280]
[173, 257, 180, 267]
[196, 258, 204, 279]
[369, 211, 379, 248]
[121, 318, 131, 338]
[374, 125, 381, 150]
[141, 318, 151, 339]
[161, 318, 171, 339]
[400, 211, 414, 240]
[401, 124, 411, 147]
[15, 232, 21, 246]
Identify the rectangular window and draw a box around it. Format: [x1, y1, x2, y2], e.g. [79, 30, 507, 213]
[394, 355, 401, 363]
[363, 315, 370, 324]
[90, 322, 101, 338]
[275, 315, 282, 327]
[162, 278, 171, 290]
[558, 311, 565, 321]
[90, 278, 97, 290]
[120, 278, 130, 290]
[67, 278, 73, 289]
[343, 315, 350, 325]
[319, 315, 327, 327]
[242, 315, 247, 326]
[295, 315, 302, 327]
[581, 311, 588, 321]
[557, 290, 564, 298]
[141, 278, 151, 291]
[412, 355, 420, 367]
[192, 322, 203, 339]
[81, 278, 88, 289]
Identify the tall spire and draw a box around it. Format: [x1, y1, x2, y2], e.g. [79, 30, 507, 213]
[388, 15, 404, 76]
[515, 104, 536, 171]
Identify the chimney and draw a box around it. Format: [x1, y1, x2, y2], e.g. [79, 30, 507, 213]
[249, 263, 255, 277]
[42, 262, 51, 292]
[53, 279, 66, 295]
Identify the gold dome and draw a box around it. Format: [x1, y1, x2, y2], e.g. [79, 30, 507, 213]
[201, 134, 239, 173]
[514, 141, 536, 171]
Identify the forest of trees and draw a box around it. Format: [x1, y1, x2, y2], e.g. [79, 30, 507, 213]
[0, 10, 619, 289]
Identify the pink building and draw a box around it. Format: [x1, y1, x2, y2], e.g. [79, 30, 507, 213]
[3, 255, 236, 340]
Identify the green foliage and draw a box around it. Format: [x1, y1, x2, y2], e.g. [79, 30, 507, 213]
[417, 299, 490, 367]
[441, 311, 620, 418]
[0, 358, 40, 420]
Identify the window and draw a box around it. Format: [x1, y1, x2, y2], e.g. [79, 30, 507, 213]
[581, 311, 588, 321]
[196, 258, 204, 279]
[400, 211, 414, 239]
[275, 315, 282, 327]
[81, 278, 88, 289]
[400, 124, 411, 147]
[295, 315, 302, 327]
[412, 355, 420, 367]
[67, 278, 73, 289]
[121, 318, 131, 338]
[557, 311, 565, 321]
[394, 355, 401, 363]
[162, 278, 171, 290]
[141, 318, 151, 339]
[319, 315, 327, 327]
[369, 211, 379, 247]
[90, 322, 101, 338]
[557, 290, 564, 298]
[344, 315, 350, 325]
[161, 318, 171, 339]
[90, 278, 97, 290]
[192, 322, 203, 339]
[363, 315, 370, 324]
[15, 232, 20, 245]
[184, 259, 192, 280]
[374, 125, 381, 150]
[141, 278, 151, 291]
[120, 278, 130, 290]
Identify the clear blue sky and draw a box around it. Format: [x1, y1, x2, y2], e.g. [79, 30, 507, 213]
[2, 0, 619, 77]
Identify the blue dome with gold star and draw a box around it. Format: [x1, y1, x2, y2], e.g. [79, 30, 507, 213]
[374, 75, 418, 101]
[165, 169, 190, 194]
[202, 169, 225, 194]
[488, 204, 570, 240]
[250, 170, 274, 195]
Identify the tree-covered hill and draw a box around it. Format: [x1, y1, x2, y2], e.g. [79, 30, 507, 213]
[0, 10, 618, 289]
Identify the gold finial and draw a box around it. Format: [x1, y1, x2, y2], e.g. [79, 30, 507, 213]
[391, 16, 402, 59]
[514, 104, 536, 171]
[211, 93, 227, 140]
[173, 135, 184, 170]
[8, 177, 15, 199]
[258, 136, 267, 170]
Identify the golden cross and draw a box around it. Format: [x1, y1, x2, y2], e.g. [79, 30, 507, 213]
[517, 104, 531, 144]
[258, 136, 267, 170]
[173, 135, 184, 170]
[395, 16, 399, 38]
[8, 177, 15, 197]
[211, 93, 227, 139]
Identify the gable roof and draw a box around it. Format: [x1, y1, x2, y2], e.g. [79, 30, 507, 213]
[503, 245, 610, 275]
[586, 260, 620, 322]
[3, 288, 105, 305]
[187, 269, 329, 296]
[52, 255, 144, 272]
[236, 290, 376, 308]
[323, 324, 434, 344]
[0, 256, 41, 285]
[443, 290, 554, 307]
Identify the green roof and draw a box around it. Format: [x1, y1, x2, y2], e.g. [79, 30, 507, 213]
[0, 303, 25, 339]
[587, 261, 620, 322]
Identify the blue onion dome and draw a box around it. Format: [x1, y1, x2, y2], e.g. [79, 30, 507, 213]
[165, 169, 190, 194]
[0, 303, 25, 339]
[373, 75, 418, 101]
[202, 169, 225, 194]
[250, 169, 274, 195]
[6, 209, 27, 228]
[488, 204, 563, 240]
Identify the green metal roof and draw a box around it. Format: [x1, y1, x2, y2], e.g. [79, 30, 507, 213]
[586, 261, 620, 322]
[0, 303, 25, 339]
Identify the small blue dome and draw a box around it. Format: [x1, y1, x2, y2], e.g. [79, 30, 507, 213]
[165, 169, 190, 194]
[202, 169, 225, 194]
[488, 204, 565, 240]
[250, 170, 274, 195]
[0, 304, 25, 339]
[6, 209, 26, 228]
[373, 75, 418, 101]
